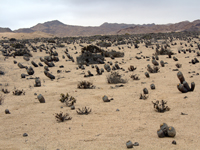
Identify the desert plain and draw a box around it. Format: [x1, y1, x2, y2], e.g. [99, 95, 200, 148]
[0, 31, 200, 150]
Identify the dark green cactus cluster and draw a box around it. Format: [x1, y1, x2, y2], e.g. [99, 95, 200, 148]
[157, 123, 176, 138]
[177, 71, 195, 93]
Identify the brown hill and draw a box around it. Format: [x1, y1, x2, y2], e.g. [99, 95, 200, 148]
[14, 20, 154, 37]
[117, 20, 200, 34]
[11, 19, 200, 37]
[0, 27, 12, 33]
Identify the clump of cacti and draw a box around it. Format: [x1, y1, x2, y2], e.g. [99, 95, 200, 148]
[60, 93, 76, 107]
[130, 74, 140, 80]
[157, 123, 176, 138]
[55, 112, 72, 122]
[147, 64, 159, 73]
[106, 71, 127, 84]
[177, 71, 195, 93]
[76, 107, 92, 115]
[128, 65, 137, 71]
[13, 89, 25, 95]
[77, 81, 95, 89]
[152, 100, 170, 112]
[140, 88, 149, 100]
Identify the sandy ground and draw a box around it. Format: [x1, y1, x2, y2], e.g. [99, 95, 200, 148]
[0, 32, 54, 40]
[0, 33, 200, 150]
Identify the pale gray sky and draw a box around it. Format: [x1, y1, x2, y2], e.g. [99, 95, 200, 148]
[0, 0, 199, 30]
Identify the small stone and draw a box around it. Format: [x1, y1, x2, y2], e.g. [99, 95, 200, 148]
[181, 112, 188, 115]
[71, 105, 75, 110]
[133, 142, 139, 146]
[23, 133, 28, 137]
[126, 140, 133, 148]
[172, 140, 176, 145]
[5, 109, 10, 114]
[116, 109, 120, 111]
[102, 95, 110, 102]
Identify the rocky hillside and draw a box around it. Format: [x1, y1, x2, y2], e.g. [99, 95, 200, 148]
[0, 27, 12, 33]
[2, 19, 200, 37]
[13, 20, 154, 37]
[117, 20, 200, 34]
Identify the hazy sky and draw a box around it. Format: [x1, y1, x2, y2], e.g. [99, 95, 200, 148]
[0, 0, 199, 30]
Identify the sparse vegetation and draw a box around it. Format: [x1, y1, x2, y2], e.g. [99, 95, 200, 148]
[60, 93, 76, 107]
[152, 100, 170, 112]
[77, 81, 95, 89]
[76, 107, 92, 115]
[55, 112, 72, 122]
[106, 71, 127, 84]
[13, 89, 25, 95]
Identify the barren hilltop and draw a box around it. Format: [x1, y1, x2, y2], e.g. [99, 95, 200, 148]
[1, 19, 200, 37]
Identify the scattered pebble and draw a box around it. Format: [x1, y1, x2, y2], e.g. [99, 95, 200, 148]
[23, 133, 28, 137]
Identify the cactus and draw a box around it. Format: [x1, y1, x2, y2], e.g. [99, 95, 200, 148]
[37, 94, 45, 103]
[177, 71, 185, 84]
[44, 70, 55, 79]
[31, 61, 38, 67]
[26, 66, 34, 75]
[152, 59, 159, 66]
[34, 78, 41, 87]
[167, 126, 176, 137]
[145, 72, 150, 78]
[177, 71, 195, 93]
[157, 123, 176, 138]
[150, 84, 155, 89]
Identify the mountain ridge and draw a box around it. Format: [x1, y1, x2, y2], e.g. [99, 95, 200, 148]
[1, 20, 200, 37]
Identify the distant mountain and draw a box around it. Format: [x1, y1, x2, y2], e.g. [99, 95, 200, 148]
[13, 20, 156, 37]
[117, 20, 200, 34]
[1, 19, 199, 37]
[0, 27, 12, 33]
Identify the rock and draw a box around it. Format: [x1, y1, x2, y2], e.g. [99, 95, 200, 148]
[143, 88, 148, 94]
[150, 84, 155, 89]
[5, 109, 10, 114]
[34, 78, 41, 87]
[71, 105, 75, 110]
[145, 72, 150, 78]
[102, 95, 110, 102]
[126, 140, 133, 148]
[133, 142, 139, 146]
[172, 140, 176, 145]
[21, 73, 28, 78]
[37, 94, 45, 103]
[26, 66, 34, 75]
[0, 71, 4, 75]
[23, 133, 28, 137]
[160, 60, 165, 67]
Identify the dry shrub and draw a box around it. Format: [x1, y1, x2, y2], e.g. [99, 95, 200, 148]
[77, 81, 95, 89]
[107, 71, 127, 84]
[55, 112, 72, 122]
